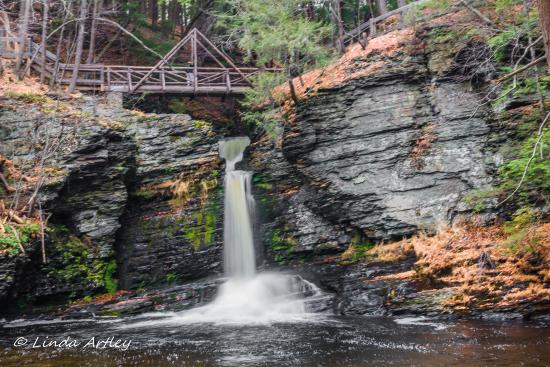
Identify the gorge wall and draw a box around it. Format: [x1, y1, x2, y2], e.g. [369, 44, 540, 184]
[251, 26, 504, 264]
[0, 95, 226, 309]
[0, 23, 540, 316]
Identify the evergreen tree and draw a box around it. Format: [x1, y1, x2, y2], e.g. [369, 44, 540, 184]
[221, 0, 331, 104]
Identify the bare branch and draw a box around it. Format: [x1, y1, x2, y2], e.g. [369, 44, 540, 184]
[498, 112, 550, 207]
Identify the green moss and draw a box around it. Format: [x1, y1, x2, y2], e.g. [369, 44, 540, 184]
[45, 228, 116, 299]
[253, 174, 274, 190]
[268, 227, 297, 263]
[498, 127, 550, 206]
[501, 207, 542, 254]
[464, 187, 501, 213]
[114, 164, 126, 173]
[168, 100, 188, 114]
[193, 120, 211, 129]
[133, 188, 156, 200]
[0, 222, 40, 255]
[428, 27, 460, 44]
[348, 232, 374, 263]
[166, 272, 177, 283]
[184, 202, 219, 251]
[103, 260, 117, 295]
[5, 91, 51, 104]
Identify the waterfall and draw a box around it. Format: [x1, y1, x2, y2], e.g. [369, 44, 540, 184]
[219, 137, 256, 278]
[124, 137, 324, 326]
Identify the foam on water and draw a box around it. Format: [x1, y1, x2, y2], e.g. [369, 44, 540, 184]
[122, 137, 323, 327]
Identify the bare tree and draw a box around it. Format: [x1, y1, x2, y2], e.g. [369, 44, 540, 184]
[539, 0, 550, 72]
[332, 0, 345, 54]
[40, 0, 50, 83]
[376, 0, 388, 15]
[69, 0, 88, 92]
[86, 0, 102, 64]
[149, 0, 158, 29]
[16, 0, 31, 78]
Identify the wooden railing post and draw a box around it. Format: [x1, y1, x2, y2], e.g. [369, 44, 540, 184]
[369, 18, 376, 36]
[192, 32, 198, 94]
[161, 69, 166, 92]
[127, 69, 132, 91]
[225, 71, 231, 94]
[100, 65, 105, 91]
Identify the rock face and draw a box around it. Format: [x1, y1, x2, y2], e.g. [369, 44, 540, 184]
[252, 28, 499, 264]
[282, 80, 493, 240]
[0, 95, 226, 310]
[0, 26, 513, 317]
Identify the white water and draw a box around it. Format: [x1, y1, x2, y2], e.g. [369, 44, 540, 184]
[220, 137, 256, 278]
[176, 137, 319, 324]
[121, 137, 321, 327]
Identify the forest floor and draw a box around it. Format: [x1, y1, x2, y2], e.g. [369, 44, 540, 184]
[361, 220, 550, 313]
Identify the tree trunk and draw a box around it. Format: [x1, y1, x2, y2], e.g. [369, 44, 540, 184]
[16, 0, 31, 78]
[40, 0, 49, 83]
[332, 0, 345, 54]
[169, 0, 178, 34]
[304, 1, 315, 20]
[288, 77, 298, 104]
[69, 0, 88, 92]
[377, 0, 388, 15]
[150, 0, 158, 29]
[51, 0, 74, 86]
[182, 2, 188, 27]
[86, 0, 101, 64]
[355, 0, 360, 27]
[398, 0, 407, 7]
[539, 0, 550, 72]
[161, 1, 167, 34]
[526, 0, 546, 113]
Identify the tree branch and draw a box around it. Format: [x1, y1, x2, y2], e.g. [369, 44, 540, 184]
[495, 56, 546, 83]
[497, 112, 550, 207]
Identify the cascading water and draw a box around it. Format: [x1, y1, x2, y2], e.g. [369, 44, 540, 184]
[219, 137, 256, 279]
[122, 137, 324, 327]
[173, 137, 322, 324]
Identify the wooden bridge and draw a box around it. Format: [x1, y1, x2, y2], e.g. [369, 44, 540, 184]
[343, 0, 420, 45]
[0, 28, 281, 95]
[0, 1, 423, 95]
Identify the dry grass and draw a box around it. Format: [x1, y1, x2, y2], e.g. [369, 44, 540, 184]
[410, 125, 437, 169]
[364, 241, 415, 263]
[273, 28, 416, 109]
[394, 222, 550, 309]
[0, 59, 49, 97]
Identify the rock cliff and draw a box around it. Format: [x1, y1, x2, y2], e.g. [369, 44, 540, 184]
[251, 26, 501, 264]
[0, 94, 226, 310]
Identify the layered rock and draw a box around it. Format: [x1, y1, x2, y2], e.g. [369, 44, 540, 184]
[252, 26, 500, 264]
[0, 95, 226, 310]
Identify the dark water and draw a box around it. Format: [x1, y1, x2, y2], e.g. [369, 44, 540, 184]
[0, 315, 548, 366]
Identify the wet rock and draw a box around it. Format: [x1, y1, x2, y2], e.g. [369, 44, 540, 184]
[0, 95, 227, 309]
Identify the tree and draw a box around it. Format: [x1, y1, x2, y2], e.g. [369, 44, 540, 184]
[222, 0, 330, 104]
[69, 0, 88, 92]
[40, 0, 50, 83]
[332, 0, 345, 54]
[377, 0, 388, 15]
[539, 0, 550, 72]
[16, 0, 31, 78]
[86, 0, 102, 64]
[149, 0, 159, 29]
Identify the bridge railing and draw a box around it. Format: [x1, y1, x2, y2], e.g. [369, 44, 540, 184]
[343, 0, 421, 45]
[0, 34, 280, 94]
